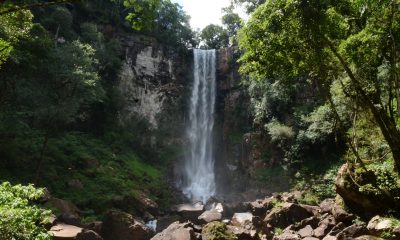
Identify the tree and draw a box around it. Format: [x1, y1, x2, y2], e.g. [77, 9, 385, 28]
[222, 4, 243, 41]
[0, 8, 33, 67]
[123, 0, 161, 30]
[200, 24, 229, 49]
[231, 0, 265, 14]
[152, 0, 196, 47]
[238, 0, 400, 172]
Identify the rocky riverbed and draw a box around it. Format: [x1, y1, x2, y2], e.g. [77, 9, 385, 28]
[45, 191, 400, 240]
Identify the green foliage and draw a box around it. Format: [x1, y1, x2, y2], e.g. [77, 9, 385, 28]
[151, 0, 196, 47]
[266, 120, 294, 144]
[273, 227, 283, 235]
[0, 9, 33, 67]
[123, 0, 161, 30]
[0, 182, 52, 240]
[293, 162, 340, 200]
[222, 4, 243, 43]
[238, 0, 400, 174]
[202, 222, 238, 240]
[200, 24, 229, 49]
[231, 0, 265, 14]
[299, 104, 337, 143]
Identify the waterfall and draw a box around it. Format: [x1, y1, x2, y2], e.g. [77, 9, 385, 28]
[182, 49, 217, 202]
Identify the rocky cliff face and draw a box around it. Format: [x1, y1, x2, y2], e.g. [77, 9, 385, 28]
[116, 38, 286, 201]
[118, 35, 191, 130]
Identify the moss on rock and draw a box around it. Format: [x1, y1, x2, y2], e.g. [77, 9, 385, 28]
[201, 221, 238, 240]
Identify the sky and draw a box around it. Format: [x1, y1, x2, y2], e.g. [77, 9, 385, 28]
[171, 0, 246, 30]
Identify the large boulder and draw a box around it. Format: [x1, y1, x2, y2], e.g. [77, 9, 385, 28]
[198, 210, 222, 224]
[335, 164, 395, 216]
[135, 191, 160, 216]
[263, 203, 313, 232]
[367, 215, 395, 236]
[101, 210, 153, 240]
[151, 221, 196, 240]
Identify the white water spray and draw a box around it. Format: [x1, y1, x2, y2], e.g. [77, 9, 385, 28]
[182, 49, 217, 202]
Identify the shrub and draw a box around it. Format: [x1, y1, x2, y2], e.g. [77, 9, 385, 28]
[266, 120, 295, 144]
[0, 182, 52, 240]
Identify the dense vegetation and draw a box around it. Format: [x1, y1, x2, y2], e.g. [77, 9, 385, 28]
[1, 0, 400, 236]
[237, 0, 400, 214]
[0, 0, 194, 234]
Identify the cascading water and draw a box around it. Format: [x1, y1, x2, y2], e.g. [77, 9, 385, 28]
[182, 49, 217, 202]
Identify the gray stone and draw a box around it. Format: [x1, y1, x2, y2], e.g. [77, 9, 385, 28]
[198, 209, 222, 224]
[298, 225, 314, 238]
[231, 212, 254, 227]
[151, 221, 195, 240]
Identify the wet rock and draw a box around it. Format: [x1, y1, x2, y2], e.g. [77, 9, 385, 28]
[152, 221, 196, 240]
[102, 210, 153, 240]
[198, 209, 222, 224]
[48, 223, 83, 240]
[75, 229, 103, 240]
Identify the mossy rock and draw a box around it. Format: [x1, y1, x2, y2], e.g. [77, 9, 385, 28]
[201, 222, 238, 240]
